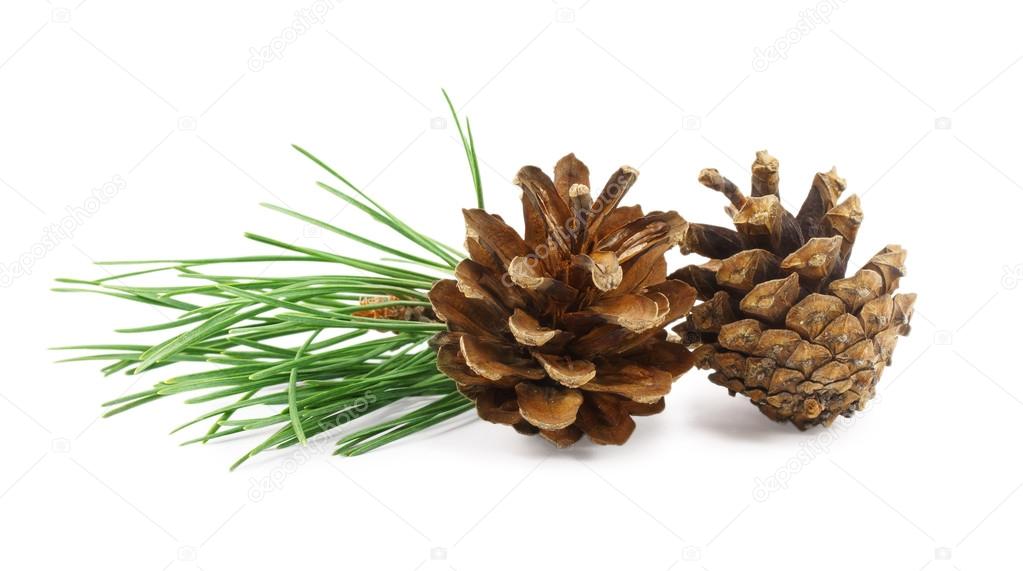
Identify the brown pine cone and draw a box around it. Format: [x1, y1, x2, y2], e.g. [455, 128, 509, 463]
[429, 154, 697, 447]
[674, 151, 915, 429]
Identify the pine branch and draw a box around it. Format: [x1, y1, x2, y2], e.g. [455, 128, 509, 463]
[56, 91, 488, 465]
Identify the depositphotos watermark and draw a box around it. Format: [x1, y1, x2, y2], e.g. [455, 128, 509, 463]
[0, 174, 125, 288]
[752, 393, 881, 502]
[247, 0, 339, 72]
[752, 0, 847, 72]
[247, 392, 376, 502]
[247, 436, 331, 502]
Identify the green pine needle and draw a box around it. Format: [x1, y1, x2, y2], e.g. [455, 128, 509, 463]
[57, 92, 489, 466]
[442, 88, 484, 209]
[288, 330, 320, 445]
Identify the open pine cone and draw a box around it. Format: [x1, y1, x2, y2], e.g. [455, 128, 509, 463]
[674, 151, 915, 429]
[429, 154, 697, 447]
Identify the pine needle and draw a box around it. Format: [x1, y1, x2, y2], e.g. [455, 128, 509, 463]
[442, 88, 484, 209]
[288, 330, 320, 445]
[57, 92, 486, 466]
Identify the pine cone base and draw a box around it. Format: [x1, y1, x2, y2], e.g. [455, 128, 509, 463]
[693, 282, 914, 428]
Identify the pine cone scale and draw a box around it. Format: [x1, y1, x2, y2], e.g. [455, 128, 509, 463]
[514, 383, 583, 430]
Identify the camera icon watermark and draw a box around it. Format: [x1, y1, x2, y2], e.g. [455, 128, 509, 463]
[933, 330, 954, 346]
[934, 546, 952, 560]
[681, 115, 702, 131]
[177, 545, 198, 562]
[177, 116, 197, 131]
[555, 7, 575, 23]
[430, 116, 447, 130]
[51, 8, 72, 23]
[51, 437, 71, 453]
[681, 545, 702, 562]
[302, 225, 321, 238]
[934, 117, 952, 130]
[680, 330, 702, 346]
[430, 547, 448, 560]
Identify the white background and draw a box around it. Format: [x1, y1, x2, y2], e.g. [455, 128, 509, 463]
[1, 1, 1020, 569]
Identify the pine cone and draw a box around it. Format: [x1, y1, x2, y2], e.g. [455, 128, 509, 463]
[674, 151, 915, 429]
[429, 154, 697, 447]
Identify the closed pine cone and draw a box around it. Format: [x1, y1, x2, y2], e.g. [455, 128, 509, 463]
[429, 154, 697, 447]
[674, 151, 915, 429]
